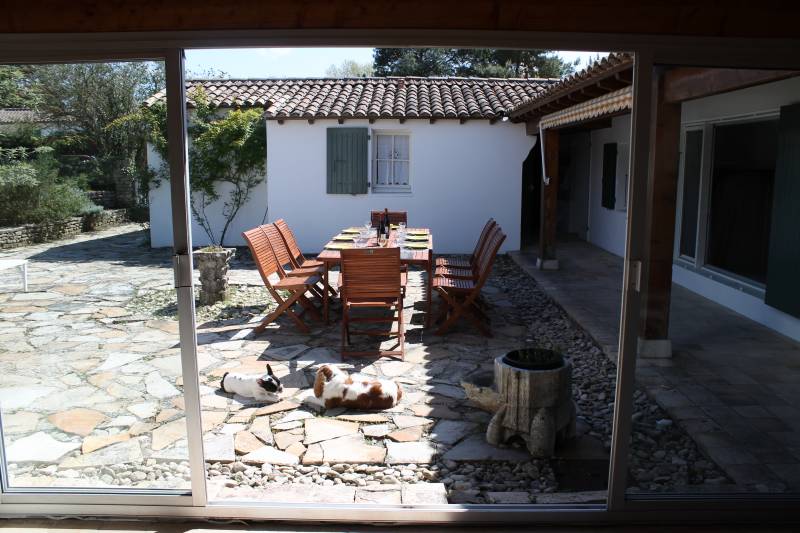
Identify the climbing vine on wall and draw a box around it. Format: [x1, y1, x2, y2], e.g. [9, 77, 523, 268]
[120, 87, 266, 246]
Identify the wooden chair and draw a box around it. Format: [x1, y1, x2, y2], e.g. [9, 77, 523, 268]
[435, 222, 501, 280]
[339, 247, 405, 360]
[433, 228, 506, 337]
[274, 218, 324, 270]
[260, 223, 335, 298]
[370, 210, 408, 227]
[242, 227, 322, 334]
[435, 218, 496, 271]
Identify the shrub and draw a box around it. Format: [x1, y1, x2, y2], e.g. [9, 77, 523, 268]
[0, 159, 94, 226]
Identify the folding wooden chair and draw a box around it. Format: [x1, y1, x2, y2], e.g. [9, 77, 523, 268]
[435, 218, 496, 271]
[274, 219, 325, 270]
[433, 228, 506, 337]
[340, 247, 405, 360]
[260, 223, 335, 298]
[435, 222, 501, 280]
[370, 210, 408, 227]
[242, 227, 322, 334]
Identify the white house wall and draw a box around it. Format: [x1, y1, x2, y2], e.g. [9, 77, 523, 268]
[586, 115, 630, 257]
[147, 144, 269, 248]
[266, 119, 534, 254]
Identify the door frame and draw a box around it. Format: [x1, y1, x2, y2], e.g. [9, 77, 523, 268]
[0, 30, 799, 524]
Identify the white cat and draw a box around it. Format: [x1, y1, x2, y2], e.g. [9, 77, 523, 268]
[220, 363, 283, 403]
[313, 364, 402, 410]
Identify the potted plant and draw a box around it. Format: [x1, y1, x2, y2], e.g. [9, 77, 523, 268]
[193, 245, 236, 305]
[81, 204, 104, 232]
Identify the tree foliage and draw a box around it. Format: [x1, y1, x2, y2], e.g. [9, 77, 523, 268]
[324, 60, 374, 78]
[372, 48, 575, 78]
[28, 62, 164, 189]
[0, 65, 41, 108]
[125, 87, 266, 246]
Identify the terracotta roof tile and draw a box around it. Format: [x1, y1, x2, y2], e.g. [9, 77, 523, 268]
[147, 77, 555, 121]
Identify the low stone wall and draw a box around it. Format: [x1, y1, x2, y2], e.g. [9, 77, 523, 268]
[87, 190, 117, 209]
[0, 208, 131, 250]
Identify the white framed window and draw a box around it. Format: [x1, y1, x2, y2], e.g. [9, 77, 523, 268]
[373, 132, 411, 192]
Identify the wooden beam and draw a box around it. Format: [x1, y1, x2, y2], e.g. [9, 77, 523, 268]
[641, 69, 682, 342]
[525, 121, 539, 136]
[538, 128, 559, 267]
[663, 67, 800, 103]
[3, 1, 800, 38]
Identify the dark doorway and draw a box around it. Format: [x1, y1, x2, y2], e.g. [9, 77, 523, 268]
[521, 140, 542, 248]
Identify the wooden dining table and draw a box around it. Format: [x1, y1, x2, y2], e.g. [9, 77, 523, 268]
[316, 228, 434, 328]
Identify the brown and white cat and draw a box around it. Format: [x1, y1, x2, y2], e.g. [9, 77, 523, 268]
[313, 364, 402, 410]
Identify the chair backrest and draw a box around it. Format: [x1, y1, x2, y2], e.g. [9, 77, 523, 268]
[471, 218, 497, 263]
[260, 223, 295, 275]
[242, 227, 280, 288]
[274, 219, 305, 265]
[340, 248, 402, 301]
[370, 210, 408, 227]
[473, 227, 506, 290]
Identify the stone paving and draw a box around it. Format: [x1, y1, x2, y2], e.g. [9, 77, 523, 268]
[0, 225, 735, 504]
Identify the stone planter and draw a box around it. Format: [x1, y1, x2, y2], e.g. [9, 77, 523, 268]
[193, 247, 235, 306]
[486, 348, 576, 457]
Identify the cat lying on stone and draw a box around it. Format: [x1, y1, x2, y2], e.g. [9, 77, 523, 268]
[313, 364, 402, 410]
[220, 363, 283, 403]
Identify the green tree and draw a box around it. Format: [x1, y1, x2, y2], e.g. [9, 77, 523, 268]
[324, 60, 374, 78]
[373, 48, 574, 78]
[0, 65, 40, 108]
[28, 62, 164, 197]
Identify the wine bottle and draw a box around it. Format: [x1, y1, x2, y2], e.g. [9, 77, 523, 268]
[383, 208, 390, 240]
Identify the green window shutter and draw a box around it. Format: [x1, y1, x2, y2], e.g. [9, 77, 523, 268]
[327, 127, 369, 194]
[765, 103, 800, 318]
[601, 142, 617, 209]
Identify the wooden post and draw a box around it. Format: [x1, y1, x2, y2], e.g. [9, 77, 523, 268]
[538, 128, 560, 270]
[639, 68, 682, 358]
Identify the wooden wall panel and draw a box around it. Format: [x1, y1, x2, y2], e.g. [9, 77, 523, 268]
[1, 1, 799, 38]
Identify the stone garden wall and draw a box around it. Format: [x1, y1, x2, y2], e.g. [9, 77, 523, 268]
[0, 208, 131, 250]
[86, 190, 117, 209]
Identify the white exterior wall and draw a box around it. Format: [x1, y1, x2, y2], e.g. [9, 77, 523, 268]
[147, 145, 269, 248]
[586, 115, 630, 257]
[266, 119, 534, 254]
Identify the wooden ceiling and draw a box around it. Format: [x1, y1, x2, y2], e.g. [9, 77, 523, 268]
[2, 0, 799, 38]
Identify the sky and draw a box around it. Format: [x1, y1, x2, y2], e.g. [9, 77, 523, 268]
[184, 48, 606, 79]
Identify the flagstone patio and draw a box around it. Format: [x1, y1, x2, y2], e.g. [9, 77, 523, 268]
[0, 225, 734, 504]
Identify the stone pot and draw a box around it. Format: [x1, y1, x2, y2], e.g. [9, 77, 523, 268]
[193, 247, 235, 306]
[486, 349, 577, 457]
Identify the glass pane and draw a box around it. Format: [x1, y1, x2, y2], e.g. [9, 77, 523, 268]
[376, 160, 391, 185]
[393, 161, 409, 185]
[376, 135, 392, 159]
[706, 120, 777, 283]
[394, 135, 409, 160]
[0, 60, 192, 491]
[679, 130, 703, 259]
[628, 64, 800, 499]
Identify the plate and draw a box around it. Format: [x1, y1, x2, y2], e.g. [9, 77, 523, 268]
[325, 242, 353, 250]
[405, 234, 428, 241]
[342, 227, 361, 234]
[333, 234, 356, 241]
[403, 242, 429, 249]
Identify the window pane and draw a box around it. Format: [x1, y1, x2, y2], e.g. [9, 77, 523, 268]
[679, 130, 703, 258]
[376, 160, 391, 185]
[376, 135, 392, 159]
[393, 160, 409, 185]
[707, 120, 778, 283]
[394, 135, 409, 160]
